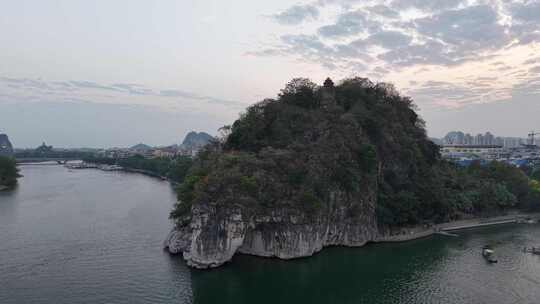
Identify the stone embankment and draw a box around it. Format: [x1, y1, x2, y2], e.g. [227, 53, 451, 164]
[375, 212, 540, 243]
[165, 205, 540, 269]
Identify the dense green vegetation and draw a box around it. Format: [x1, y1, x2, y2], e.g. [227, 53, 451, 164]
[83, 155, 193, 183]
[0, 156, 19, 189]
[524, 164, 540, 211]
[15, 149, 94, 160]
[171, 77, 539, 227]
[378, 160, 531, 226]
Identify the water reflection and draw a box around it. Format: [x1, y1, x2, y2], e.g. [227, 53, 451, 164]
[2, 165, 539, 304]
[191, 225, 540, 304]
[0, 165, 192, 304]
[190, 238, 452, 304]
[166, 253, 194, 302]
[0, 182, 20, 220]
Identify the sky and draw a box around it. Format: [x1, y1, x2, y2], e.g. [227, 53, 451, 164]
[1, 0, 540, 148]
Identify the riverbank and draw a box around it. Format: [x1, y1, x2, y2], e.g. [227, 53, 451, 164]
[80, 155, 192, 186]
[121, 167, 168, 181]
[67, 162, 180, 185]
[375, 212, 540, 243]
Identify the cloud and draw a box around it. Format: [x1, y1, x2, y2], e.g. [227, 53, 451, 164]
[529, 66, 540, 74]
[159, 89, 245, 107]
[509, 1, 540, 45]
[0, 77, 52, 90]
[272, 4, 319, 25]
[366, 30, 412, 49]
[253, 1, 540, 112]
[512, 75, 540, 97]
[255, 3, 517, 71]
[256, 1, 540, 68]
[365, 5, 400, 19]
[408, 80, 488, 108]
[414, 5, 509, 51]
[250, 34, 331, 63]
[378, 39, 457, 66]
[475, 76, 498, 82]
[69, 80, 122, 92]
[495, 65, 512, 72]
[1, 76, 245, 109]
[391, 0, 464, 12]
[249, 33, 372, 72]
[110, 83, 153, 95]
[368, 66, 390, 79]
[159, 89, 201, 99]
[510, 1, 540, 22]
[524, 57, 540, 65]
[318, 9, 379, 38]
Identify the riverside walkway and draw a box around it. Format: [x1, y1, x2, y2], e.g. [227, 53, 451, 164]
[376, 212, 540, 243]
[441, 219, 518, 232]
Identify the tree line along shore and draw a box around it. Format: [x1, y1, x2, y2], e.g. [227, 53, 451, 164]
[0, 156, 19, 191]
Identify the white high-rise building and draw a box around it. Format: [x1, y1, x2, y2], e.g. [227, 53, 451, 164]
[484, 132, 494, 145]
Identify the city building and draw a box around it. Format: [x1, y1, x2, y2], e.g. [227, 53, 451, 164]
[440, 144, 504, 160]
[484, 132, 494, 145]
[441, 131, 527, 149]
[153, 147, 177, 158]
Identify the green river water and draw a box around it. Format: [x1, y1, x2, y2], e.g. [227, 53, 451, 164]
[1, 165, 539, 303]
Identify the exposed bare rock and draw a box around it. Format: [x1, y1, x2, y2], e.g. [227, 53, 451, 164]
[165, 190, 378, 268]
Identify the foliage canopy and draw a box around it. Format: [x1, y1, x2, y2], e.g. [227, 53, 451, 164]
[0, 156, 19, 189]
[171, 77, 536, 226]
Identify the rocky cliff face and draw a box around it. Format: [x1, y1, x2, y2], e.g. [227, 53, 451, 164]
[164, 190, 378, 269]
[166, 78, 444, 269]
[181, 132, 213, 149]
[0, 134, 14, 156]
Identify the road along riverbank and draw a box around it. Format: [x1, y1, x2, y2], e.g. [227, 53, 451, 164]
[375, 212, 540, 243]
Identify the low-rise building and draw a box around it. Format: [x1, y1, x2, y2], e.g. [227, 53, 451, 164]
[441, 144, 504, 159]
[153, 147, 177, 158]
[177, 147, 199, 157]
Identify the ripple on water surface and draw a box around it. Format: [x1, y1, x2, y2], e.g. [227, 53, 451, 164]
[1, 165, 540, 304]
[0, 165, 193, 304]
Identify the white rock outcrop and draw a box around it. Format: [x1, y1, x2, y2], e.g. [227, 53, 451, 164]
[164, 191, 378, 269]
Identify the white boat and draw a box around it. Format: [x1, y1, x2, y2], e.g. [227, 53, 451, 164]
[482, 246, 498, 263]
[524, 247, 540, 255]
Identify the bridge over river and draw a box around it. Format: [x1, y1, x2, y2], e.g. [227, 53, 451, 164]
[15, 157, 81, 164]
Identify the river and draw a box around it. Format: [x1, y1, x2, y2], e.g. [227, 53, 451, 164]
[1, 165, 539, 304]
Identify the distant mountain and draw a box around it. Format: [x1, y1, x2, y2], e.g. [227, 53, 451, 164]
[130, 143, 153, 151]
[180, 131, 213, 150]
[167, 77, 530, 269]
[0, 134, 14, 156]
[429, 137, 443, 145]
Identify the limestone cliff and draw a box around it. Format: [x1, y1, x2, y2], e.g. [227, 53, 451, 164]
[166, 78, 443, 269]
[165, 190, 378, 269]
[180, 131, 213, 150]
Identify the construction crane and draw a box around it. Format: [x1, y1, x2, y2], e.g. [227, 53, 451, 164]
[528, 131, 538, 146]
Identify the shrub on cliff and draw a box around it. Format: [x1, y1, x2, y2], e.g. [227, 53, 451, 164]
[171, 77, 532, 227]
[524, 179, 540, 211]
[0, 156, 19, 189]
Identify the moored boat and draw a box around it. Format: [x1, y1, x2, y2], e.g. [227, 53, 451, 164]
[482, 246, 498, 263]
[524, 247, 540, 255]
